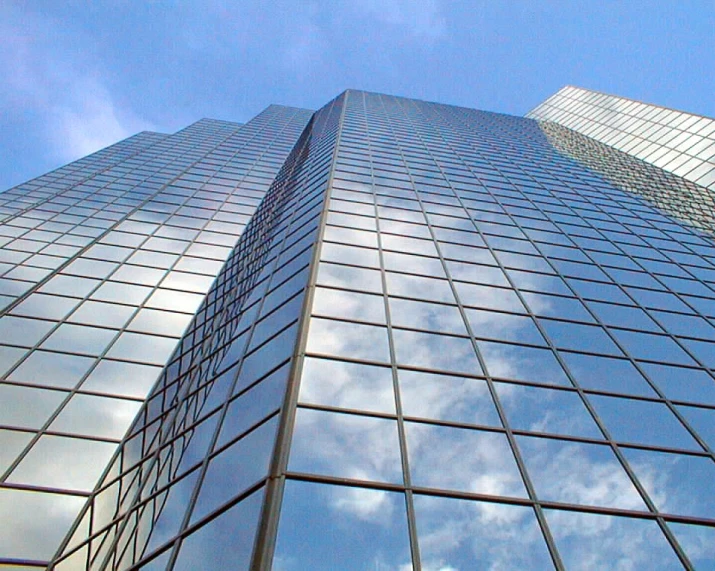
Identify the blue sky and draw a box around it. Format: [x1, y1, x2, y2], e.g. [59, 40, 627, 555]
[2, 0, 714, 191]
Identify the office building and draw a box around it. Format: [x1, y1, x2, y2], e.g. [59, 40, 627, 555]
[528, 86, 715, 190]
[1, 88, 714, 569]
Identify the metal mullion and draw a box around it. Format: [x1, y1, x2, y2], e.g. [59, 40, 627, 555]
[301, 351, 481, 379]
[284, 470, 406, 494]
[164, 140, 325, 571]
[0, 315, 130, 483]
[0, 135, 173, 227]
[426, 100, 696, 567]
[1, 216, 215, 485]
[363, 91, 422, 570]
[400, 95, 576, 569]
[1, 111, 298, 319]
[0, 558, 47, 568]
[381, 93, 565, 570]
[551, 232, 715, 460]
[250, 94, 346, 571]
[0, 480, 91, 498]
[54, 110, 318, 570]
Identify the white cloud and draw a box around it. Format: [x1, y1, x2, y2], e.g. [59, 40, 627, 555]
[51, 77, 154, 160]
[546, 509, 680, 570]
[0, 487, 85, 560]
[353, 0, 447, 42]
[330, 485, 393, 521]
[0, 5, 154, 165]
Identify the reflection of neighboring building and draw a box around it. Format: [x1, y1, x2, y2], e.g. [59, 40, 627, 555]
[1, 88, 715, 569]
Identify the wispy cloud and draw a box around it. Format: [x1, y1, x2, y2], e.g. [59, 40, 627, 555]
[1, 5, 153, 165]
[353, 0, 447, 42]
[50, 77, 154, 159]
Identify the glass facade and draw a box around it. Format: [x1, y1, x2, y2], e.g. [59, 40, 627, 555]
[1, 88, 715, 569]
[0, 107, 313, 566]
[527, 85, 715, 190]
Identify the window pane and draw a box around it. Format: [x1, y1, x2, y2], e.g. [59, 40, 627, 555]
[275, 480, 412, 570]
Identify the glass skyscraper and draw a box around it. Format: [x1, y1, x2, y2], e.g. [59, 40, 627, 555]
[528, 86, 715, 190]
[1, 89, 715, 570]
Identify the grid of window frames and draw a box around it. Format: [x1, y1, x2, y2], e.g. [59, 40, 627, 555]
[0, 107, 312, 566]
[528, 86, 715, 190]
[537, 119, 715, 236]
[0, 131, 168, 226]
[273, 90, 715, 570]
[49, 96, 343, 569]
[8, 88, 715, 570]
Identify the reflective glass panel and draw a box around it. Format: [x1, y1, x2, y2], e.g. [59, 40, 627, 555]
[393, 329, 482, 375]
[588, 394, 698, 449]
[642, 362, 715, 404]
[299, 357, 395, 414]
[517, 435, 646, 510]
[41, 323, 117, 356]
[0, 316, 55, 348]
[106, 332, 178, 365]
[49, 394, 142, 440]
[398, 370, 500, 426]
[0, 429, 33, 473]
[190, 418, 278, 524]
[8, 434, 116, 491]
[316, 262, 383, 293]
[0, 384, 66, 429]
[561, 353, 656, 397]
[406, 422, 527, 497]
[68, 300, 136, 328]
[668, 522, 715, 569]
[9, 351, 95, 389]
[496, 383, 601, 438]
[289, 408, 402, 484]
[414, 494, 553, 570]
[390, 298, 467, 334]
[274, 480, 412, 570]
[478, 341, 570, 385]
[545, 509, 681, 569]
[80, 360, 161, 398]
[305, 318, 390, 363]
[0, 488, 85, 559]
[623, 447, 715, 519]
[311, 287, 385, 324]
[173, 488, 264, 571]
